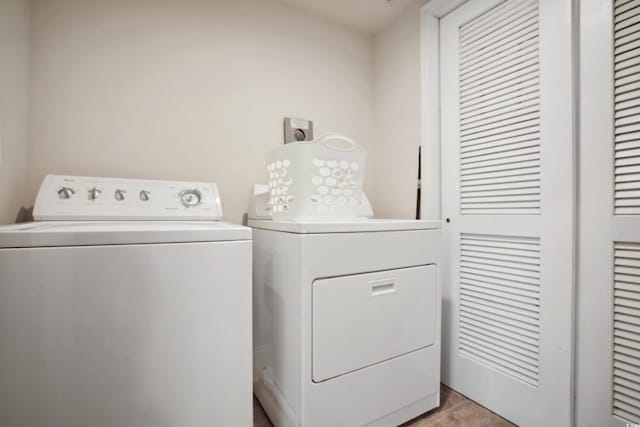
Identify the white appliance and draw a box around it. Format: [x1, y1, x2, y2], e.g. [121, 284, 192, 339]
[0, 175, 252, 427]
[249, 196, 441, 426]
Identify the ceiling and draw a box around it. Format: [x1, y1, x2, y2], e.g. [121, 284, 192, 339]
[277, 0, 425, 34]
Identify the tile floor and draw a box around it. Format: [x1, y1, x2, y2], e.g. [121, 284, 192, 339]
[253, 385, 516, 427]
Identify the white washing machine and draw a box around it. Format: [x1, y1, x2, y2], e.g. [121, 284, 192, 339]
[249, 196, 442, 427]
[0, 175, 252, 427]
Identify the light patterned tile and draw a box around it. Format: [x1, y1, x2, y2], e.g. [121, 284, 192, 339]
[401, 385, 467, 426]
[438, 386, 467, 413]
[418, 401, 516, 427]
[253, 396, 273, 427]
[253, 386, 516, 427]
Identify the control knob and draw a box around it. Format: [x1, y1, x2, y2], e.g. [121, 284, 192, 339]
[139, 190, 150, 202]
[114, 189, 126, 201]
[88, 187, 102, 201]
[57, 187, 75, 200]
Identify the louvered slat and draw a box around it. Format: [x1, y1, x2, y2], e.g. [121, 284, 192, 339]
[613, 241, 640, 424]
[615, 1, 640, 215]
[459, 234, 540, 387]
[459, 0, 540, 215]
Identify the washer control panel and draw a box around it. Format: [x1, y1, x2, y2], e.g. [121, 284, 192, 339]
[33, 175, 222, 220]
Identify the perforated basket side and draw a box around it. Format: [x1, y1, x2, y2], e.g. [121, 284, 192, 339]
[265, 137, 367, 219]
[265, 157, 294, 215]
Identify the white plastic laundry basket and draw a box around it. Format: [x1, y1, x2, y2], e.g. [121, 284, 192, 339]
[265, 134, 366, 220]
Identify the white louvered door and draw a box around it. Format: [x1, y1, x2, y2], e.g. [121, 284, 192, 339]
[577, 0, 640, 426]
[439, 1, 574, 425]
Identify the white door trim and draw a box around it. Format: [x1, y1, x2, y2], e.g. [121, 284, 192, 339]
[577, 0, 640, 425]
[419, 0, 467, 221]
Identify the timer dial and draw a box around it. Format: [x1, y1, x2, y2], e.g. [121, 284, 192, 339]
[180, 189, 202, 208]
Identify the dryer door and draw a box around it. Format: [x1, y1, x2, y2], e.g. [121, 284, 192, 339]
[312, 265, 437, 382]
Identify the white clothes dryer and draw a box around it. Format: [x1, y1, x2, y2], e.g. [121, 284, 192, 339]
[0, 175, 252, 427]
[249, 207, 442, 426]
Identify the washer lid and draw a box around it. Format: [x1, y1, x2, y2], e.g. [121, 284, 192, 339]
[0, 221, 251, 248]
[247, 219, 441, 234]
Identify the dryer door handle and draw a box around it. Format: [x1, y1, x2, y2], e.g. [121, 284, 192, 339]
[370, 278, 397, 296]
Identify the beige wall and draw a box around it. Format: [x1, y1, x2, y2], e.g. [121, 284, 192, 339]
[0, 0, 30, 225]
[29, 0, 374, 224]
[372, 4, 423, 219]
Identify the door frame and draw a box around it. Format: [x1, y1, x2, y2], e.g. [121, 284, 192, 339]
[577, 0, 640, 425]
[419, 0, 578, 424]
[419, 0, 467, 221]
[575, 1, 614, 423]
